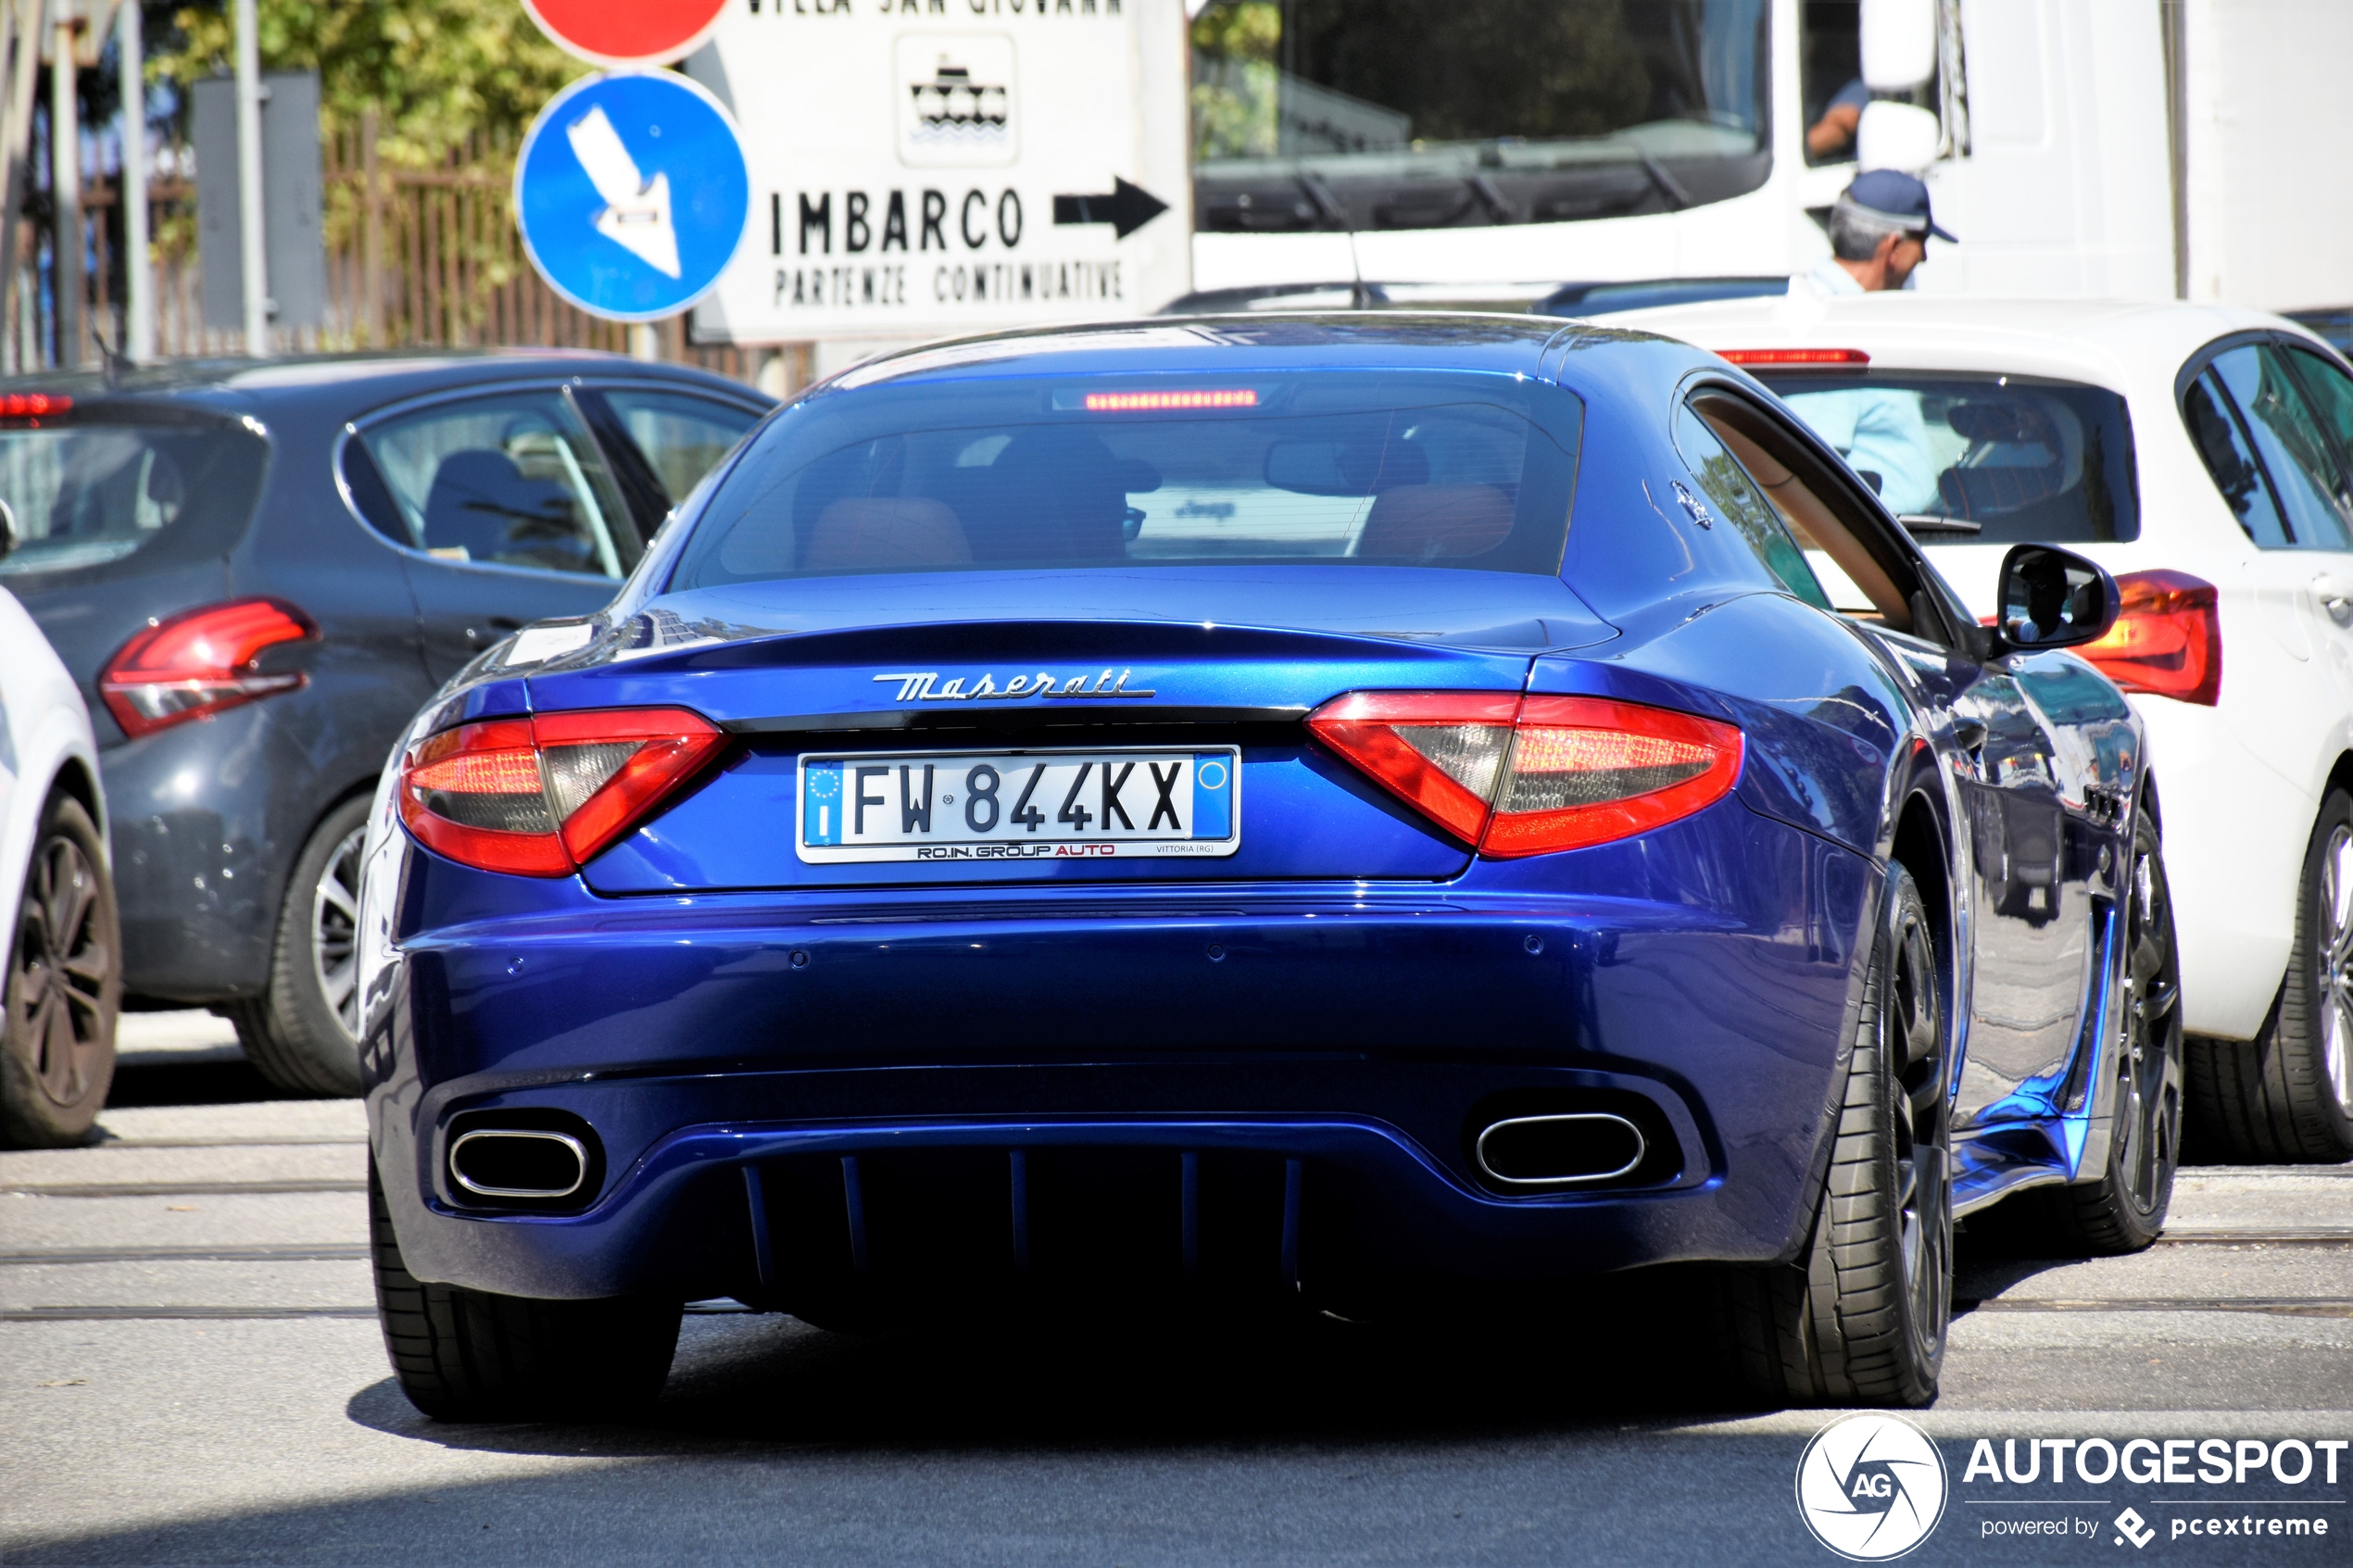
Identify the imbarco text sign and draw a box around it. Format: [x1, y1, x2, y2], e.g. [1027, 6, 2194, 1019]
[686, 0, 1190, 342]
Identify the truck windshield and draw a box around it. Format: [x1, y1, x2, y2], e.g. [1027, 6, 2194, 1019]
[1190, 0, 1769, 234]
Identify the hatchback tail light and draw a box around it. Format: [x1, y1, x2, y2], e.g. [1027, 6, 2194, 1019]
[1307, 692, 1744, 857]
[99, 597, 317, 737]
[397, 707, 726, 876]
[2075, 569, 2221, 706]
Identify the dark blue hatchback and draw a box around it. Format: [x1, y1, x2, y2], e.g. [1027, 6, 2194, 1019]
[0, 353, 768, 1096]
[356, 317, 2184, 1419]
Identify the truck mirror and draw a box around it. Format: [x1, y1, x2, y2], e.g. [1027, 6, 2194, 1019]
[1856, 102, 1942, 173]
[1860, 0, 1937, 92]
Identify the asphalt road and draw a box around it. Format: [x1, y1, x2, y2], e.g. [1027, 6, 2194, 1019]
[2, 1015, 2348, 1566]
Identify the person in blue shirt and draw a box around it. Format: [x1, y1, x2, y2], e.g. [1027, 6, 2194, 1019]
[1785, 171, 1960, 514]
[1807, 78, 1871, 160]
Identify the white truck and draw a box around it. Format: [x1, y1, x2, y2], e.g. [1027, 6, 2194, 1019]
[1185, 0, 2353, 315]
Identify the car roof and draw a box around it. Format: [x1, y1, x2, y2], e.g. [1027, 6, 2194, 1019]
[0, 349, 766, 422]
[821, 312, 1685, 393]
[1595, 293, 2328, 394]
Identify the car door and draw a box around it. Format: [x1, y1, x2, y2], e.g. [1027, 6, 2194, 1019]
[573, 384, 766, 540]
[2180, 338, 2353, 709]
[2260, 339, 2353, 709]
[1679, 383, 2117, 1128]
[338, 385, 646, 684]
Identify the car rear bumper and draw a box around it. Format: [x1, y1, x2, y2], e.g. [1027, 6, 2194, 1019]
[366, 802, 1876, 1305]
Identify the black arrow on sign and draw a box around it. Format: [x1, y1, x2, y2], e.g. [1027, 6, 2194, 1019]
[1051, 177, 1170, 240]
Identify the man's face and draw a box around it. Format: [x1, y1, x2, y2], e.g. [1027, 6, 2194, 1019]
[1883, 232, 1928, 287]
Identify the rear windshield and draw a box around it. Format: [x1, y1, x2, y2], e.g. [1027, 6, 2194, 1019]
[1754, 371, 2139, 545]
[0, 417, 269, 578]
[672, 372, 1580, 588]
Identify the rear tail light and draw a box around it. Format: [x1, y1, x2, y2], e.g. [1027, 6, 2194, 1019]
[2076, 569, 2221, 706]
[1307, 692, 1743, 858]
[99, 597, 317, 737]
[1716, 347, 1870, 368]
[397, 707, 726, 876]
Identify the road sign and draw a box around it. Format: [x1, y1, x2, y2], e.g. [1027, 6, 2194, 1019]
[683, 0, 1190, 344]
[514, 71, 751, 323]
[522, 0, 730, 69]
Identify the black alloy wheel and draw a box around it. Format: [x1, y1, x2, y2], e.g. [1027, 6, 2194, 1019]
[1, 795, 120, 1147]
[2185, 788, 2353, 1162]
[1720, 862, 1950, 1407]
[2017, 807, 2182, 1252]
[310, 822, 365, 1040]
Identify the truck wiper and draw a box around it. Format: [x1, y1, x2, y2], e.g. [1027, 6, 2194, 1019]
[1635, 149, 1692, 210]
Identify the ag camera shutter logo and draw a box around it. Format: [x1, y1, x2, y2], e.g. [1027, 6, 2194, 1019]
[1795, 1412, 1950, 1560]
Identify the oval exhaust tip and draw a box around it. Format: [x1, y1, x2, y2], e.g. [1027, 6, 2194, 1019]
[1475, 1112, 1646, 1187]
[450, 1129, 588, 1199]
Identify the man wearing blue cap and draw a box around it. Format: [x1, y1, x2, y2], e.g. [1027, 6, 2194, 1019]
[1794, 169, 1957, 295]
[1787, 169, 1958, 513]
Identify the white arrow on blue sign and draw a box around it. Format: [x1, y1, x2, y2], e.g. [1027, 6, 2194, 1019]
[514, 71, 750, 323]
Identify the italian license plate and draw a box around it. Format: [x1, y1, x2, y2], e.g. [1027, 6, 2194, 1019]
[797, 746, 1241, 863]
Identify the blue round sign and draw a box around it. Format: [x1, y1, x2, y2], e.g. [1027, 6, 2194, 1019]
[515, 71, 750, 322]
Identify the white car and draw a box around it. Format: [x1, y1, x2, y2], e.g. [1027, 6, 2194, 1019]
[1608, 292, 2353, 1163]
[0, 566, 117, 1147]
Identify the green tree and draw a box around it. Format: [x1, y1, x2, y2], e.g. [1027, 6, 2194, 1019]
[152, 0, 585, 167]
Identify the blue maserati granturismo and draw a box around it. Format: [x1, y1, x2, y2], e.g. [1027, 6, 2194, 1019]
[351, 316, 2182, 1419]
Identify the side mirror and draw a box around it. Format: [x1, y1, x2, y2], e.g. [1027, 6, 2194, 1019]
[1856, 102, 1941, 173]
[1860, 0, 1937, 91]
[1992, 544, 2119, 654]
[0, 497, 15, 561]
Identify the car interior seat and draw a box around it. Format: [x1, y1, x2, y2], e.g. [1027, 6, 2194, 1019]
[803, 498, 972, 571]
[1353, 484, 1515, 559]
[950, 429, 1130, 564]
[421, 449, 585, 570]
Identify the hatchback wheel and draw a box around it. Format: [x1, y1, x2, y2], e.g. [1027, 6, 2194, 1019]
[1718, 863, 1950, 1407]
[2185, 788, 2353, 1162]
[1, 795, 120, 1148]
[226, 796, 369, 1097]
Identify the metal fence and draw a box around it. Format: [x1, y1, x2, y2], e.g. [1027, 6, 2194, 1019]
[35, 110, 800, 391]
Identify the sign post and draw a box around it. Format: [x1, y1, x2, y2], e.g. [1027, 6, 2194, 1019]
[681, 0, 1191, 346]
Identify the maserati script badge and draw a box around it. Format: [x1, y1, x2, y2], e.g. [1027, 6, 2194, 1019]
[874, 669, 1157, 702]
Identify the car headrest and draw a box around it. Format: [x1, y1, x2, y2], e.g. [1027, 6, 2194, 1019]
[1353, 483, 1515, 561]
[803, 497, 972, 571]
[422, 449, 574, 555]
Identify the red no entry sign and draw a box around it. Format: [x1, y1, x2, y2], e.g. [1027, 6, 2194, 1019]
[522, 0, 730, 68]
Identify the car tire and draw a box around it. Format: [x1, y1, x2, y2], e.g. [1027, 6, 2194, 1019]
[227, 796, 370, 1098]
[2183, 789, 2353, 1163]
[1718, 863, 1950, 1407]
[2007, 806, 2183, 1252]
[0, 794, 120, 1148]
[369, 1164, 682, 1421]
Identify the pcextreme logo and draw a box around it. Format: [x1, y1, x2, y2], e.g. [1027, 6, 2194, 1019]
[1796, 1412, 1952, 1561]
